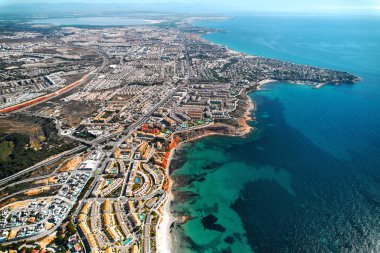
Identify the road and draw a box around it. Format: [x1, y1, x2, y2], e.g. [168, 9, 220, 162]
[0, 183, 63, 210]
[55, 118, 95, 146]
[1, 37, 191, 246]
[0, 174, 52, 192]
[1, 195, 73, 246]
[0, 74, 90, 114]
[0, 37, 107, 115]
[95, 83, 183, 145]
[0, 145, 86, 187]
[70, 83, 182, 225]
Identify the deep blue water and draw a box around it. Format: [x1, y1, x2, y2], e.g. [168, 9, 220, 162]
[171, 15, 380, 253]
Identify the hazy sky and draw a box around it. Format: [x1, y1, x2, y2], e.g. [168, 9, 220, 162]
[1, 0, 380, 12]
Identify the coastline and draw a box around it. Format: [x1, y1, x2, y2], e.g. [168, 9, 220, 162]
[157, 82, 259, 253]
[153, 14, 376, 253]
[257, 79, 278, 90]
[156, 177, 174, 253]
[155, 19, 360, 253]
[157, 77, 351, 252]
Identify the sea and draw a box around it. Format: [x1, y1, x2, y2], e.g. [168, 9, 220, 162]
[30, 17, 151, 26]
[169, 14, 380, 253]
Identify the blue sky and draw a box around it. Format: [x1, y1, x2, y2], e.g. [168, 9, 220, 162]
[1, 0, 379, 12]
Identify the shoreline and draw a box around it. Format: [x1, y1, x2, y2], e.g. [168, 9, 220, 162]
[257, 79, 278, 90]
[156, 76, 357, 252]
[155, 19, 360, 252]
[157, 84, 258, 253]
[156, 175, 175, 253]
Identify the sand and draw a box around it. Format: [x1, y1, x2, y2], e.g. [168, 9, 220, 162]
[257, 79, 277, 90]
[156, 185, 175, 253]
[44, 221, 55, 230]
[156, 83, 260, 252]
[8, 228, 19, 239]
[25, 186, 50, 196]
[38, 232, 57, 248]
[58, 155, 84, 172]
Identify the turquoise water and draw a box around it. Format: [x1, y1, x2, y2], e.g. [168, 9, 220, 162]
[31, 17, 150, 26]
[170, 15, 380, 252]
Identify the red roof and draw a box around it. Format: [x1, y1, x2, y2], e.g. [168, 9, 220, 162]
[74, 243, 81, 251]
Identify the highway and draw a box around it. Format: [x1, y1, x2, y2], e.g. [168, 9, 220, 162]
[0, 174, 52, 192]
[0, 183, 63, 209]
[0, 145, 86, 187]
[0, 38, 107, 115]
[0, 38, 191, 248]
[70, 82, 182, 225]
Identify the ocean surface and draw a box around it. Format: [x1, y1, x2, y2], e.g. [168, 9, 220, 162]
[170, 15, 380, 253]
[30, 17, 151, 26]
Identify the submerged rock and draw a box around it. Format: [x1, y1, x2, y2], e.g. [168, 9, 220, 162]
[201, 214, 226, 232]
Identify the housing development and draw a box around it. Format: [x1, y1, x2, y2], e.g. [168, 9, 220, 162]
[0, 17, 359, 253]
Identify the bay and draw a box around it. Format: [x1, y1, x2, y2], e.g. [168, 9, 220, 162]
[170, 15, 380, 253]
[30, 16, 151, 26]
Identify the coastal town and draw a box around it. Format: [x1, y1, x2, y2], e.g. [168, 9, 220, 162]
[0, 17, 360, 253]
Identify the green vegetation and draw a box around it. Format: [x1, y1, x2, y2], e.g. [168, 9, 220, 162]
[0, 240, 51, 252]
[108, 187, 122, 197]
[0, 140, 14, 162]
[19, 246, 45, 253]
[0, 132, 76, 179]
[0, 185, 61, 208]
[73, 125, 96, 140]
[104, 145, 113, 150]
[0, 240, 26, 252]
[0, 115, 78, 180]
[68, 177, 94, 216]
[54, 221, 77, 252]
[7, 158, 64, 185]
[100, 110, 114, 119]
[0, 177, 52, 199]
[132, 183, 141, 191]
[221, 58, 238, 71]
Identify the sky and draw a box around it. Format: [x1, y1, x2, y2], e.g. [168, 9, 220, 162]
[1, 0, 379, 13]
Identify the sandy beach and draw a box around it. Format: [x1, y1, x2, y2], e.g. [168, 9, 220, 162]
[257, 79, 278, 90]
[156, 142, 179, 253]
[155, 83, 259, 252]
[156, 188, 174, 253]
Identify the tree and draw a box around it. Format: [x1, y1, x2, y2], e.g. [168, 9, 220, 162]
[67, 221, 77, 236]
